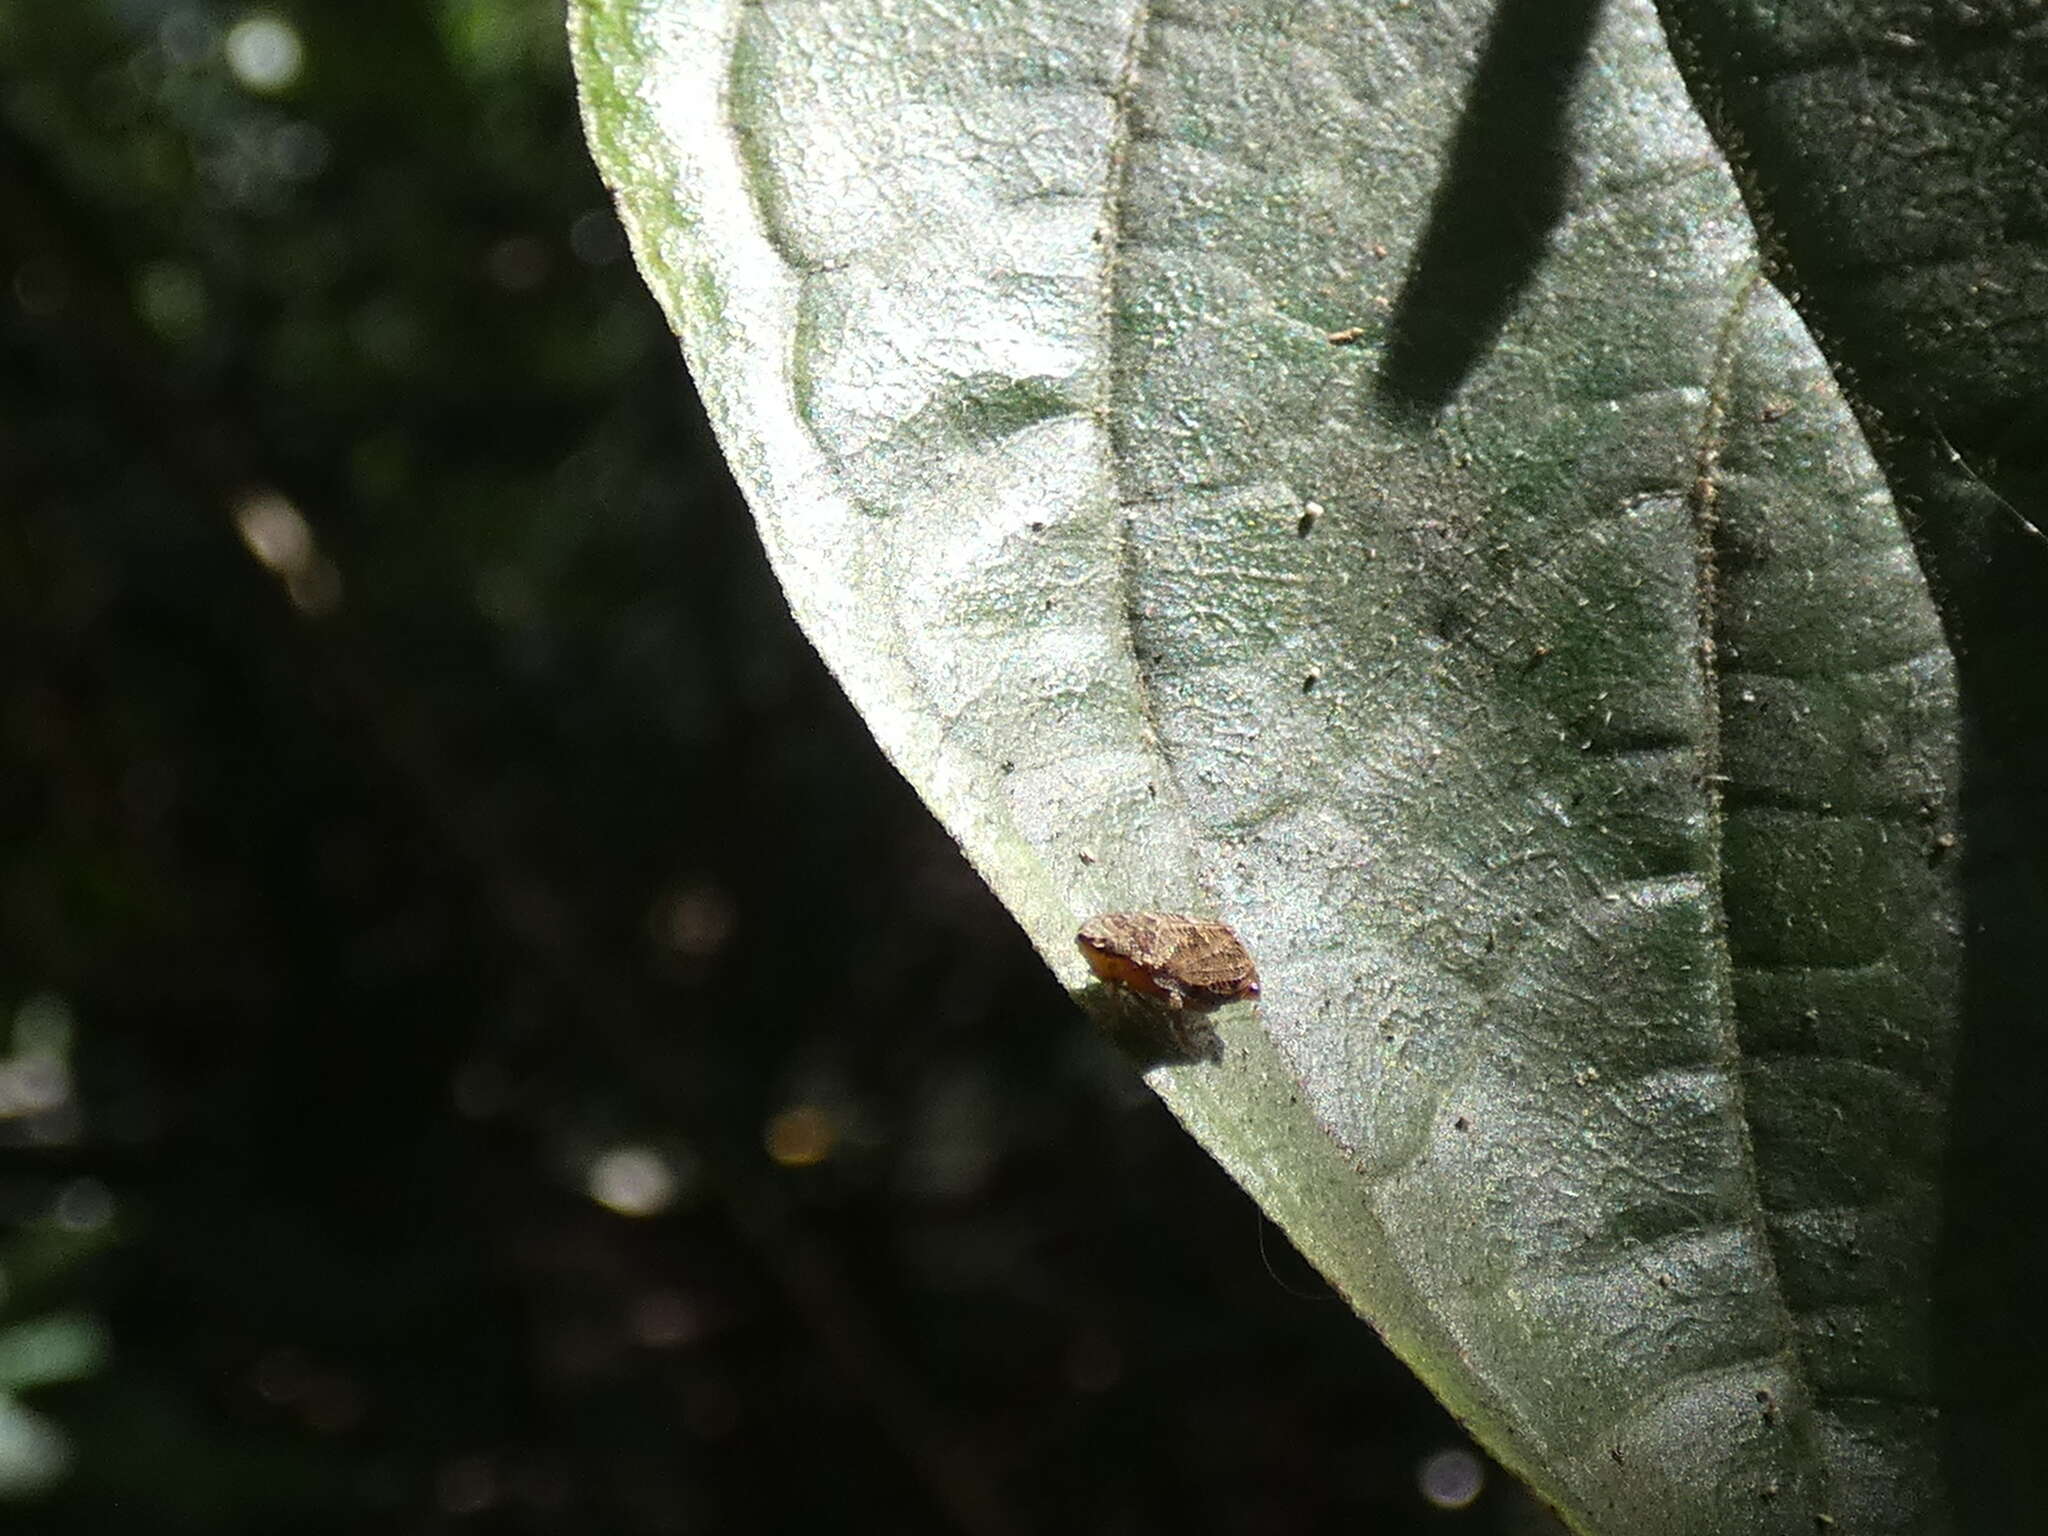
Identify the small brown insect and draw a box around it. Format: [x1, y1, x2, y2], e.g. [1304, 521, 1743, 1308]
[1325, 326, 1366, 346]
[1075, 912, 1260, 1011]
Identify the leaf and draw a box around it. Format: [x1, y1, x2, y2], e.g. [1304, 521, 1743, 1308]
[572, 2, 1965, 1530]
[1651, 7, 2048, 1526]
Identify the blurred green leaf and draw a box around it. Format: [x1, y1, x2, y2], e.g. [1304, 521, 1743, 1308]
[0, 1315, 109, 1393]
[0, 1395, 70, 1500]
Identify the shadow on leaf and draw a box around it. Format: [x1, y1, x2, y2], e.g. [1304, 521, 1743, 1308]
[1076, 984, 1227, 1069]
[1375, 0, 1604, 420]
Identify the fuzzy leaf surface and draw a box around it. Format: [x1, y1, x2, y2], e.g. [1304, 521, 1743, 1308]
[573, 2, 1965, 1529]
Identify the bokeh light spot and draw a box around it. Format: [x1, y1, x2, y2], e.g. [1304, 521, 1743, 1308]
[0, 1397, 70, 1495]
[284, 559, 344, 617]
[587, 1146, 675, 1217]
[629, 1290, 704, 1350]
[12, 994, 73, 1056]
[651, 882, 736, 960]
[0, 1056, 70, 1118]
[569, 209, 627, 266]
[135, 262, 207, 342]
[225, 14, 304, 93]
[234, 492, 313, 574]
[53, 1179, 115, 1233]
[764, 1104, 837, 1168]
[1417, 1444, 1485, 1510]
[233, 492, 343, 615]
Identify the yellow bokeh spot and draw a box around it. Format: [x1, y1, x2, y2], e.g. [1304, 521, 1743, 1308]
[764, 1104, 837, 1169]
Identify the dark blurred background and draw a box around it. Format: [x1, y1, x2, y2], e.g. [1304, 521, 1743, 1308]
[0, 3, 1534, 1531]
